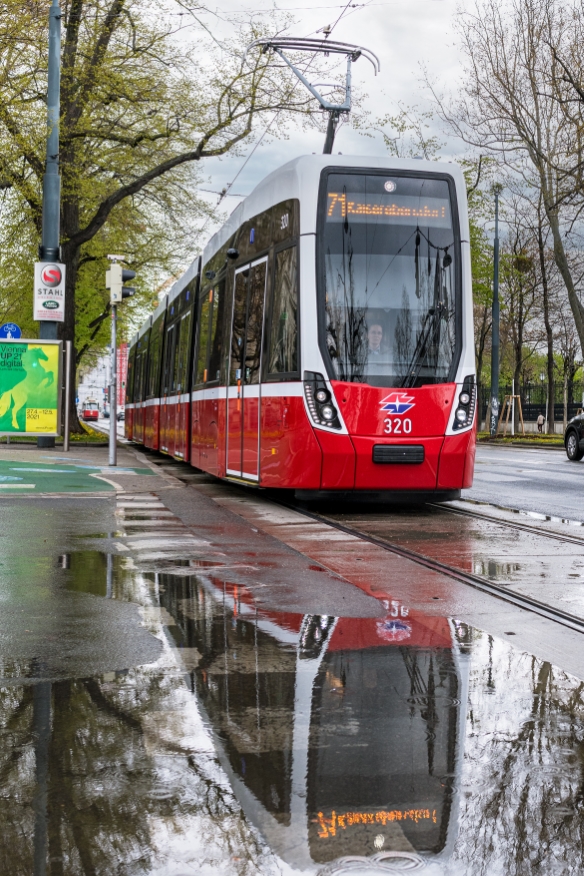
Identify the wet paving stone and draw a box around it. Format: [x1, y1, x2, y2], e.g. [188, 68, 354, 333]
[2, 486, 584, 873]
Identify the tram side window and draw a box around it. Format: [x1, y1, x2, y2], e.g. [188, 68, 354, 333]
[135, 351, 144, 401]
[125, 352, 135, 404]
[171, 320, 182, 393]
[267, 246, 298, 376]
[208, 280, 225, 383]
[194, 289, 213, 385]
[147, 321, 163, 398]
[176, 312, 191, 392]
[140, 346, 149, 400]
[162, 325, 175, 395]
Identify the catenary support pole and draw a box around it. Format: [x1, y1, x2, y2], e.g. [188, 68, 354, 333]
[109, 306, 117, 466]
[489, 186, 501, 437]
[38, 0, 62, 449]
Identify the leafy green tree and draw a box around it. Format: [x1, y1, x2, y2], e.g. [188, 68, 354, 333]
[0, 0, 312, 426]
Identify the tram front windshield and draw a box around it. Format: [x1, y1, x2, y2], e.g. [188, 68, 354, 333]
[320, 173, 459, 388]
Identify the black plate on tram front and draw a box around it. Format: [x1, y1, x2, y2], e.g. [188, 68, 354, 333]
[372, 444, 425, 464]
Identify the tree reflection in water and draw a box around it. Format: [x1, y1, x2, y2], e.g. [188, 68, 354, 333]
[452, 633, 584, 876]
[0, 667, 285, 875]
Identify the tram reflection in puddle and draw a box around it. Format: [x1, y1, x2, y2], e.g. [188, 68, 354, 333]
[159, 571, 470, 873]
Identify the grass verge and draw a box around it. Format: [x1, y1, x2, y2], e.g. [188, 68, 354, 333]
[477, 431, 564, 446]
[0, 421, 108, 445]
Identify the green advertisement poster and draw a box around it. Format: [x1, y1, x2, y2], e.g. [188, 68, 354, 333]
[0, 340, 62, 435]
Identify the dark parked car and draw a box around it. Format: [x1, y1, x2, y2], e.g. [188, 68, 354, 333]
[565, 413, 584, 461]
[117, 409, 125, 422]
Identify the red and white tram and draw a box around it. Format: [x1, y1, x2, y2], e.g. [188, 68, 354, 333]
[126, 155, 476, 499]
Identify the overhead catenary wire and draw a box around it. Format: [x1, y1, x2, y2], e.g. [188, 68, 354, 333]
[214, 0, 375, 207]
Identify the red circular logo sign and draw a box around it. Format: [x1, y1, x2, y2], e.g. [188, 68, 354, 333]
[40, 264, 62, 287]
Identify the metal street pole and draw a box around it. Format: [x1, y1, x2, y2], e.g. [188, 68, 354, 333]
[489, 185, 502, 436]
[109, 306, 117, 466]
[38, 0, 62, 449]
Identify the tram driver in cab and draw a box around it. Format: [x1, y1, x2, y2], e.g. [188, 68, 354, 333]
[367, 323, 384, 356]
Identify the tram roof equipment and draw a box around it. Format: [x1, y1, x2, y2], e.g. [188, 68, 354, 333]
[245, 36, 380, 153]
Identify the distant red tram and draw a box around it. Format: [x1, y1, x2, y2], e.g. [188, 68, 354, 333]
[125, 155, 476, 499]
[80, 399, 99, 422]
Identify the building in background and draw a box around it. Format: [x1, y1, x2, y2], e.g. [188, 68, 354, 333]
[77, 354, 109, 412]
[117, 343, 128, 409]
[77, 343, 128, 414]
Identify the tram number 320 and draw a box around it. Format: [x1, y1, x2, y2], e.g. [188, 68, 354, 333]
[383, 418, 412, 434]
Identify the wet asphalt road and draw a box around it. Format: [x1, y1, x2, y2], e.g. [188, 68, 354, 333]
[467, 444, 584, 520]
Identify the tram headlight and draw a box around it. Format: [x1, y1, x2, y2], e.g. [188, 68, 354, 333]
[303, 371, 342, 429]
[452, 377, 476, 430]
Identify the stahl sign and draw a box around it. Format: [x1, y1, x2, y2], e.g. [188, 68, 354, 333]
[34, 262, 66, 323]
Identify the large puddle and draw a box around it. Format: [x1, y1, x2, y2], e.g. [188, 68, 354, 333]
[1, 553, 584, 874]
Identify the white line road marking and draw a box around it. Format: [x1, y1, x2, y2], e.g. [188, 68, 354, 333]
[0, 484, 36, 489]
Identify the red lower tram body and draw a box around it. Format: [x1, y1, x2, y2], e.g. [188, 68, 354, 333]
[132, 402, 145, 444]
[132, 381, 475, 495]
[160, 395, 190, 459]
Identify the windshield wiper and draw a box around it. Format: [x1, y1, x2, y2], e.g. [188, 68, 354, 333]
[401, 248, 451, 388]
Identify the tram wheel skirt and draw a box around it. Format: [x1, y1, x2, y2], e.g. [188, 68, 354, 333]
[294, 489, 461, 504]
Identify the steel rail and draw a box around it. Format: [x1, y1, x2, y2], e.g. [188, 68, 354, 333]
[137, 452, 584, 635]
[428, 502, 584, 548]
[274, 499, 584, 636]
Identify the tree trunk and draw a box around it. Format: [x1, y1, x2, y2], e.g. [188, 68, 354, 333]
[564, 371, 568, 430]
[537, 210, 555, 434]
[513, 289, 524, 434]
[60, 162, 84, 434]
[514, 365, 521, 433]
[60, 243, 83, 434]
[541, 180, 584, 359]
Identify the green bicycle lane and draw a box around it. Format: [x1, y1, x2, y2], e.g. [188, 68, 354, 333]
[0, 457, 155, 494]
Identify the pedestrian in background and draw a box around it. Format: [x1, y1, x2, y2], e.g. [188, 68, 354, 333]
[537, 412, 545, 433]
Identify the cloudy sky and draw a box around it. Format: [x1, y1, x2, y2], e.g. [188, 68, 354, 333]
[191, 0, 468, 234]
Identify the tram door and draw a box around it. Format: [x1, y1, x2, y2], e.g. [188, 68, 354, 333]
[227, 258, 267, 479]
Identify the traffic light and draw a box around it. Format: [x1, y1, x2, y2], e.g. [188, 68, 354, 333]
[106, 264, 136, 303]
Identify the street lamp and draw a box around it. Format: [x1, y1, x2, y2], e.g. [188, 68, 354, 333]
[105, 256, 136, 466]
[489, 184, 503, 436]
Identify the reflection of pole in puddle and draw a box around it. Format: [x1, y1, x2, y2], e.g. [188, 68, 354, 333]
[106, 546, 113, 599]
[289, 615, 337, 869]
[33, 681, 51, 876]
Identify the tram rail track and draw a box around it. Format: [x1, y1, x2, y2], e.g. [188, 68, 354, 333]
[139, 449, 584, 637]
[275, 498, 584, 636]
[428, 501, 584, 548]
